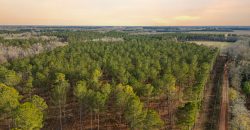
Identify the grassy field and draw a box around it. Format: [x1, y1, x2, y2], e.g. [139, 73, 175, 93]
[188, 41, 233, 50]
[188, 30, 250, 36]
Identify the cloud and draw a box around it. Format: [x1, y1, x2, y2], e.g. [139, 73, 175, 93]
[174, 16, 200, 21]
[152, 18, 170, 25]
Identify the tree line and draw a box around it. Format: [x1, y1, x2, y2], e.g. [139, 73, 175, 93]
[227, 38, 250, 129]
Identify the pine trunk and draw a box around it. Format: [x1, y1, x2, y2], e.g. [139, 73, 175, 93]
[80, 104, 82, 130]
[91, 110, 93, 130]
[98, 113, 100, 130]
[59, 103, 63, 130]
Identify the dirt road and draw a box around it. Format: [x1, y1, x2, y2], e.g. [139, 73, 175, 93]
[193, 56, 227, 130]
[219, 65, 229, 130]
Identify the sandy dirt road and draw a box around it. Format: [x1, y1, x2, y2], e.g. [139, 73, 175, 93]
[219, 65, 229, 130]
[193, 56, 227, 130]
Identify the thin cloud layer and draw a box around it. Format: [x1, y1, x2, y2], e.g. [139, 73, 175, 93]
[174, 16, 200, 21]
[0, 0, 249, 26]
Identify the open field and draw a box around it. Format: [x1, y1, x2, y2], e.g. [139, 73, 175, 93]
[189, 30, 250, 36]
[188, 41, 233, 50]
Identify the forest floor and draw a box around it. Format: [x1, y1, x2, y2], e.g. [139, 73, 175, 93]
[218, 65, 229, 130]
[247, 96, 250, 110]
[193, 56, 227, 130]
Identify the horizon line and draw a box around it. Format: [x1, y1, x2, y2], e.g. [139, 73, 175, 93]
[1, 25, 250, 27]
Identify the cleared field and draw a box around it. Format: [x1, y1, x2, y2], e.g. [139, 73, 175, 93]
[232, 30, 250, 36]
[189, 30, 250, 36]
[189, 41, 233, 50]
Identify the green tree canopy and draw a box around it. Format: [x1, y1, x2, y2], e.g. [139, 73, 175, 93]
[176, 102, 198, 129]
[13, 102, 43, 130]
[0, 66, 21, 86]
[73, 80, 87, 102]
[143, 109, 164, 130]
[0, 83, 20, 114]
[51, 73, 70, 106]
[124, 96, 145, 129]
[31, 95, 48, 112]
[243, 81, 250, 95]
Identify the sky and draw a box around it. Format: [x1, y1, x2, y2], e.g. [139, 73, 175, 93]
[0, 0, 250, 26]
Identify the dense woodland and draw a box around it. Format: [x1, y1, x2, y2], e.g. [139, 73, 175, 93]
[0, 31, 220, 130]
[227, 38, 250, 129]
[0, 37, 51, 48]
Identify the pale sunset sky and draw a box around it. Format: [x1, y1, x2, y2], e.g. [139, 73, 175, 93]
[0, 0, 249, 26]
